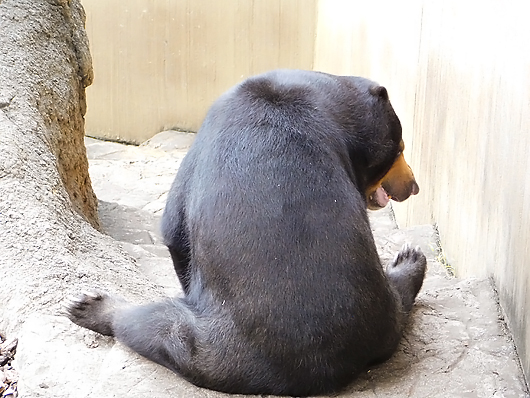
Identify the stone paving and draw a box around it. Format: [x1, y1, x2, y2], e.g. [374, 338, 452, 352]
[84, 132, 529, 397]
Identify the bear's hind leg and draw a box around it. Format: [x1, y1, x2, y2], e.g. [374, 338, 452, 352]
[386, 244, 427, 314]
[66, 292, 199, 375]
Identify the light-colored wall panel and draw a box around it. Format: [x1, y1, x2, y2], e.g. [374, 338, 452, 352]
[83, 0, 316, 143]
[315, 0, 530, 380]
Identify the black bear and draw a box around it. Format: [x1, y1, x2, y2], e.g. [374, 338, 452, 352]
[67, 69, 425, 396]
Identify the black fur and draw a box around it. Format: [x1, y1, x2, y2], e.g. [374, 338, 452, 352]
[67, 70, 426, 396]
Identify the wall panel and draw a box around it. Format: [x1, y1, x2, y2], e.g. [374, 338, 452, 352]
[82, 0, 316, 142]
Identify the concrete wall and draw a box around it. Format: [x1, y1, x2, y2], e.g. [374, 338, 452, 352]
[82, 0, 316, 143]
[314, 0, 530, 381]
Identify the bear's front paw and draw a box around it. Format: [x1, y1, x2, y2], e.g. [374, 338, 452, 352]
[65, 291, 124, 336]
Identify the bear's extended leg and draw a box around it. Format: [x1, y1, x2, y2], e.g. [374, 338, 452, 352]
[66, 292, 198, 374]
[386, 244, 427, 314]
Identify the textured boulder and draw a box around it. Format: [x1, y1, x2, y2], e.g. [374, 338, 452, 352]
[0, 0, 98, 230]
[0, 1, 167, 396]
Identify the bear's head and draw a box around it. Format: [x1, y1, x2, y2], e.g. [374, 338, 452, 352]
[336, 79, 419, 210]
[362, 85, 419, 210]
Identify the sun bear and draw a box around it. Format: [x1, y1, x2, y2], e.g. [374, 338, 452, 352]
[67, 69, 426, 396]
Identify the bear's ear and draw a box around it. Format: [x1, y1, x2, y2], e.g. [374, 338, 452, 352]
[370, 85, 389, 101]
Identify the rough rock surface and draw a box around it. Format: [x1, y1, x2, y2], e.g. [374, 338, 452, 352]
[0, 1, 160, 396]
[0, 0, 99, 230]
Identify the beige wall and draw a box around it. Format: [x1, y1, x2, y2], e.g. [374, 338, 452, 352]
[315, 0, 530, 380]
[83, 0, 316, 143]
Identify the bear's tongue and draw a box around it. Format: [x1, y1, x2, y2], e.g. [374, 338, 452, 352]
[373, 186, 389, 207]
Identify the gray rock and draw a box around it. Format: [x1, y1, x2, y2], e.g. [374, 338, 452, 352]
[0, 1, 167, 396]
[0, 0, 99, 231]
